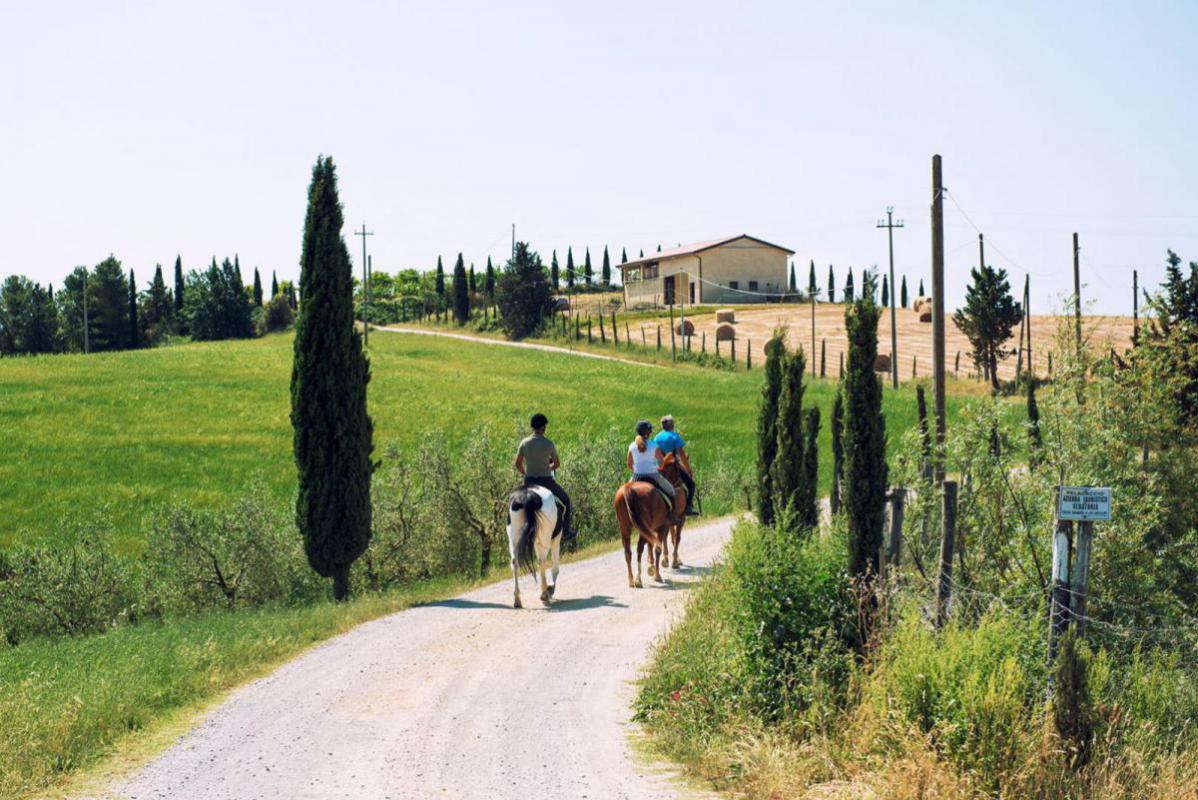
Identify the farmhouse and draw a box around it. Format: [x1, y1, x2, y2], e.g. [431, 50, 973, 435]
[618, 234, 794, 307]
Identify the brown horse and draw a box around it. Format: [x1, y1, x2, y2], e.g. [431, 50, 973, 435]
[614, 453, 689, 587]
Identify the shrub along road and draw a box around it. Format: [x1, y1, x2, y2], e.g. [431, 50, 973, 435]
[98, 519, 732, 800]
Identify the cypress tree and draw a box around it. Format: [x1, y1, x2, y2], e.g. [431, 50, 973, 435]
[471, 263, 478, 293]
[919, 279, 925, 296]
[808, 260, 817, 296]
[756, 330, 787, 526]
[799, 407, 820, 528]
[272, 270, 279, 299]
[788, 261, 797, 293]
[830, 391, 844, 514]
[900, 275, 908, 308]
[584, 248, 593, 286]
[602, 246, 611, 287]
[771, 347, 807, 526]
[881, 274, 889, 307]
[639, 248, 644, 258]
[435, 256, 445, 297]
[566, 247, 575, 288]
[827, 265, 835, 303]
[127, 269, 139, 348]
[621, 247, 627, 264]
[842, 287, 888, 582]
[551, 250, 560, 288]
[452, 253, 470, 324]
[251, 267, 262, 306]
[844, 267, 855, 303]
[1027, 380, 1043, 466]
[173, 255, 185, 314]
[657, 244, 662, 252]
[485, 257, 496, 298]
[144, 263, 174, 339]
[291, 155, 374, 602]
[288, 283, 297, 310]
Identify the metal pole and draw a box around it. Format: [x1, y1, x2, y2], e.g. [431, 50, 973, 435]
[1049, 487, 1074, 664]
[364, 254, 371, 347]
[1073, 232, 1082, 352]
[878, 207, 903, 388]
[931, 156, 947, 482]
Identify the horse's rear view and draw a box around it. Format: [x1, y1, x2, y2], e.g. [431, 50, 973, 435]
[614, 462, 687, 588]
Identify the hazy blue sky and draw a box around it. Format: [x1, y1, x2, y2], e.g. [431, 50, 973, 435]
[4, 1, 1196, 314]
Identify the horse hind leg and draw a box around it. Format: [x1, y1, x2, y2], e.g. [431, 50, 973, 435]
[510, 556, 522, 609]
[634, 536, 646, 589]
[549, 526, 560, 599]
[671, 526, 682, 569]
[652, 535, 666, 583]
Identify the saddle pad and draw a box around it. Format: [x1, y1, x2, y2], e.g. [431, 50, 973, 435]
[630, 480, 675, 512]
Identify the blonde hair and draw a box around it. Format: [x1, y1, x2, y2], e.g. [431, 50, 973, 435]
[635, 435, 647, 452]
[660, 415, 675, 431]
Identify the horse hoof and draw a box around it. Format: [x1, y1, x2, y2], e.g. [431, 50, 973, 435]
[514, 598, 522, 609]
[548, 585, 556, 598]
[634, 578, 643, 588]
[654, 574, 666, 584]
[672, 559, 682, 569]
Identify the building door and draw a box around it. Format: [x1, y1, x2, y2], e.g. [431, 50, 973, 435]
[663, 275, 675, 305]
[689, 283, 696, 304]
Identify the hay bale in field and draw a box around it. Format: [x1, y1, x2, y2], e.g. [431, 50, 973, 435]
[873, 354, 891, 373]
[715, 322, 736, 341]
[913, 296, 933, 315]
[715, 308, 736, 324]
[676, 319, 695, 336]
[918, 311, 932, 323]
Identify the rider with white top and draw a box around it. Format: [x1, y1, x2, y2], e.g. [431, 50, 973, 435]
[626, 419, 682, 524]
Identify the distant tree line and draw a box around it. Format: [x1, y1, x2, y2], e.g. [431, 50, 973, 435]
[0, 255, 296, 356]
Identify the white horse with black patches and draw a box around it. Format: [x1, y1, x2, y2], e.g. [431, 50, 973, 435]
[507, 485, 562, 608]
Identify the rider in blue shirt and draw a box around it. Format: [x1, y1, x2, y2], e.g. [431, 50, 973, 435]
[653, 415, 698, 515]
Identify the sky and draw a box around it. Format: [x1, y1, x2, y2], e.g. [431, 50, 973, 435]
[3, 1, 1197, 314]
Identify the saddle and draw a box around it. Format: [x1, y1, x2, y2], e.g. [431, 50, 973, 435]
[630, 479, 680, 515]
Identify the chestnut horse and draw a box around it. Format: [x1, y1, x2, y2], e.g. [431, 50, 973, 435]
[614, 453, 689, 588]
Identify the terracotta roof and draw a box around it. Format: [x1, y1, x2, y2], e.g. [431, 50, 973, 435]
[618, 234, 794, 270]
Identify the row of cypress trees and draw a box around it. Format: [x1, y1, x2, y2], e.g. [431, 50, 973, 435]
[755, 277, 888, 582]
[789, 258, 925, 308]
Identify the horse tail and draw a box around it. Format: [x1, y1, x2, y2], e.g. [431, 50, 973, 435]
[510, 488, 544, 574]
[622, 484, 657, 545]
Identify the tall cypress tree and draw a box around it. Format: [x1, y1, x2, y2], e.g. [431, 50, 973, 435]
[127, 269, 139, 348]
[291, 155, 374, 602]
[272, 270, 279, 299]
[469, 263, 477, 293]
[827, 265, 836, 303]
[772, 346, 807, 526]
[844, 268, 855, 303]
[639, 248, 644, 258]
[602, 246, 611, 287]
[788, 262, 797, 293]
[881, 274, 889, 307]
[485, 256, 496, 298]
[756, 331, 787, 526]
[253, 267, 263, 306]
[144, 263, 174, 338]
[584, 248, 593, 286]
[434, 256, 445, 298]
[452, 253, 470, 324]
[901, 275, 909, 308]
[173, 255, 185, 315]
[800, 407, 820, 528]
[621, 247, 627, 264]
[808, 260, 817, 296]
[919, 279, 925, 297]
[830, 391, 844, 514]
[551, 250, 560, 289]
[843, 286, 887, 582]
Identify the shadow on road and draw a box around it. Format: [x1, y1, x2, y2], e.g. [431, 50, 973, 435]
[424, 594, 631, 612]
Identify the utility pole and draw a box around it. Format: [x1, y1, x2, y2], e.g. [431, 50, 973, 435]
[354, 223, 374, 343]
[979, 234, 987, 383]
[511, 224, 515, 261]
[365, 254, 372, 347]
[1016, 274, 1029, 381]
[877, 207, 904, 388]
[83, 270, 90, 354]
[930, 155, 946, 482]
[811, 289, 816, 377]
[1133, 269, 1139, 343]
[1073, 232, 1082, 352]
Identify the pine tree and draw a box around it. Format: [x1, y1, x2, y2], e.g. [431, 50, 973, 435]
[584, 248, 593, 286]
[827, 265, 836, 303]
[496, 242, 552, 340]
[435, 256, 445, 297]
[844, 267, 855, 303]
[253, 268, 263, 306]
[808, 260, 817, 297]
[566, 247, 575, 288]
[291, 155, 374, 602]
[953, 264, 1022, 390]
[173, 256, 185, 315]
[800, 407, 820, 528]
[602, 246, 611, 287]
[900, 275, 908, 308]
[127, 269, 139, 349]
[881, 274, 889, 307]
[756, 331, 787, 526]
[144, 263, 174, 341]
[272, 270, 279, 299]
[485, 256, 496, 298]
[830, 391, 844, 514]
[843, 287, 887, 583]
[788, 261, 797, 293]
[771, 346, 807, 526]
[452, 253, 470, 325]
[551, 250, 560, 288]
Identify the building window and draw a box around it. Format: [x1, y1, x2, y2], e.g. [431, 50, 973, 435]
[627, 267, 641, 283]
[729, 280, 739, 290]
[645, 264, 659, 279]
[749, 280, 759, 291]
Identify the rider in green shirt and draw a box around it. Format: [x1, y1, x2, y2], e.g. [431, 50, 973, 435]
[515, 413, 575, 540]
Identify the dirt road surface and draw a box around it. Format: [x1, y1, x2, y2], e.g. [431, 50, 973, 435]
[102, 520, 733, 800]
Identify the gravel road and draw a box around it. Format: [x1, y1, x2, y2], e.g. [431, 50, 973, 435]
[105, 518, 733, 800]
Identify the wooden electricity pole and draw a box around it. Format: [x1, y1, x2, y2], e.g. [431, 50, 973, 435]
[1133, 269, 1139, 343]
[355, 223, 374, 346]
[878, 207, 904, 388]
[1015, 274, 1028, 381]
[1049, 487, 1074, 664]
[936, 480, 958, 628]
[1073, 232, 1082, 352]
[931, 155, 947, 481]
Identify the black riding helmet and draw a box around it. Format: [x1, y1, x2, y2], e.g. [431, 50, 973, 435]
[635, 419, 653, 437]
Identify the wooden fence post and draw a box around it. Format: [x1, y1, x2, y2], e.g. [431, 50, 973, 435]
[820, 339, 826, 377]
[625, 322, 631, 346]
[611, 311, 618, 346]
[731, 337, 737, 366]
[747, 339, 752, 370]
[657, 325, 662, 351]
[1073, 520, 1093, 637]
[936, 480, 958, 629]
[587, 317, 593, 343]
[599, 314, 606, 344]
[1048, 486, 1074, 664]
[887, 487, 905, 571]
[913, 355, 917, 379]
[641, 326, 647, 347]
[716, 336, 721, 356]
[954, 351, 960, 377]
[701, 332, 706, 354]
[669, 308, 677, 362]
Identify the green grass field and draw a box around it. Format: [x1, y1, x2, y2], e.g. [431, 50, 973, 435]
[0, 330, 994, 548]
